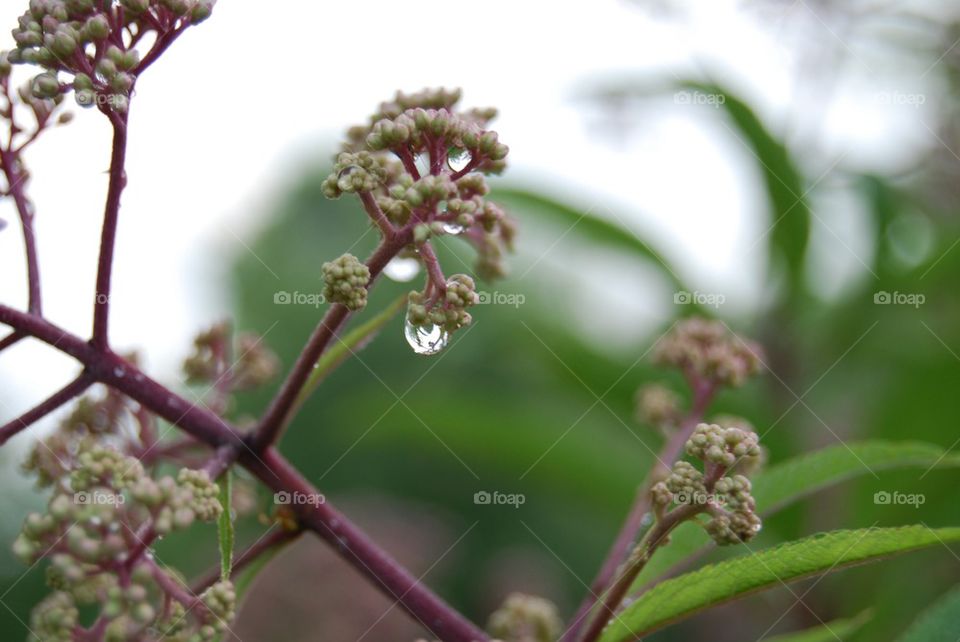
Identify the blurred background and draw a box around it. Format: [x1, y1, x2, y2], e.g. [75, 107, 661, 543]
[1, 0, 959, 640]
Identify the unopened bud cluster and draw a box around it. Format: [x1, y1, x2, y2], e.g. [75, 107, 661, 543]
[407, 274, 479, 333]
[635, 384, 682, 434]
[322, 253, 371, 311]
[487, 592, 562, 642]
[8, 0, 216, 114]
[183, 321, 279, 392]
[323, 88, 517, 343]
[651, 421, 763, 545]
[14, 433, 237, 640]
[654, 317, 762, 387]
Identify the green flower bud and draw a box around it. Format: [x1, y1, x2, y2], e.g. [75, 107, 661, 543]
[322, 253, 371, 311]
[31, 72, 61, 99]
[84, 15, 110, 41]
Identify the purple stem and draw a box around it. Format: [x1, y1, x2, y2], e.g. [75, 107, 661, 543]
[563, 379, 715, 642]
[0, 373, 94, 445]
[191, 526, 302, 594]
[92, 114, 130, 349]
[0, 147, 42, 315]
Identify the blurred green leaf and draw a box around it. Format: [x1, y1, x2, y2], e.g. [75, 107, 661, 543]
[632, 440, 960, 589]
[766, 610, 872, 642]
[898, 584, 960, 642]
[601, 526, 960, 642]
[683, 81, 811, 296]
[492, 187, 688, 292]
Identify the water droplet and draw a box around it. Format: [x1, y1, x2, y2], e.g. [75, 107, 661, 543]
[414, 153, 430, 177]
[404, 321, 450, 356]
[113, 367, 125, 378]
[447, 149, 471, 173]
[384, 256, 421, 282]
[442, 222, 466, 235]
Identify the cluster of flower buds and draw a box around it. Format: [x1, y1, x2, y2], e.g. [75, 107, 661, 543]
[13, 441, 235, 640]
[654, 317, 763, 387]
[322, 88, 516, 345]
[651, 421, 764, 545]
[634, 384, 682, 435]
[23, 386, 133, 486]
[322, 253, 371, 311]
[183, 321, 279, 394]
[7, 0, 216, 114]
[407, 273, 479, 333]
[487, 592, 562, 642]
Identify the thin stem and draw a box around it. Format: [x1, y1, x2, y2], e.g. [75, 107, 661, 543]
[578, 503, 705, 642]
[92, 114, 130, 349]
[252, 227, 413, 449]
[0, 373, 93, 445]
[0, 147, 42, 315]
[563, 380, 715, 642]
[359, 191, 395, 238]
[0, 331, 24, 353]
[191, 526, 302, 594]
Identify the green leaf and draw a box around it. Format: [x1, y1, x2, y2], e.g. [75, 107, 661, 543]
[600, 526, 960, 642]
[898, 584, 960, 642]
[492, 188, 688, 293]
[682, 81, 811, 295]
[632, 440, 960, 589]
[293, 294, 406, 413]
[217, 469, 234, 582]
[765, 610, 872, 642]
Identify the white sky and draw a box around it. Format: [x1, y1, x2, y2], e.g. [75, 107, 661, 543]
[0, 0, 942, 423]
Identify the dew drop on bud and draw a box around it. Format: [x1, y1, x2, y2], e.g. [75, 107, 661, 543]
[414, 153, 430, 176]
[447, 149, 471, 173]
[442, 222, 466, 235]
[384, 256, 421, 282]
[404, 320, 449, 356]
